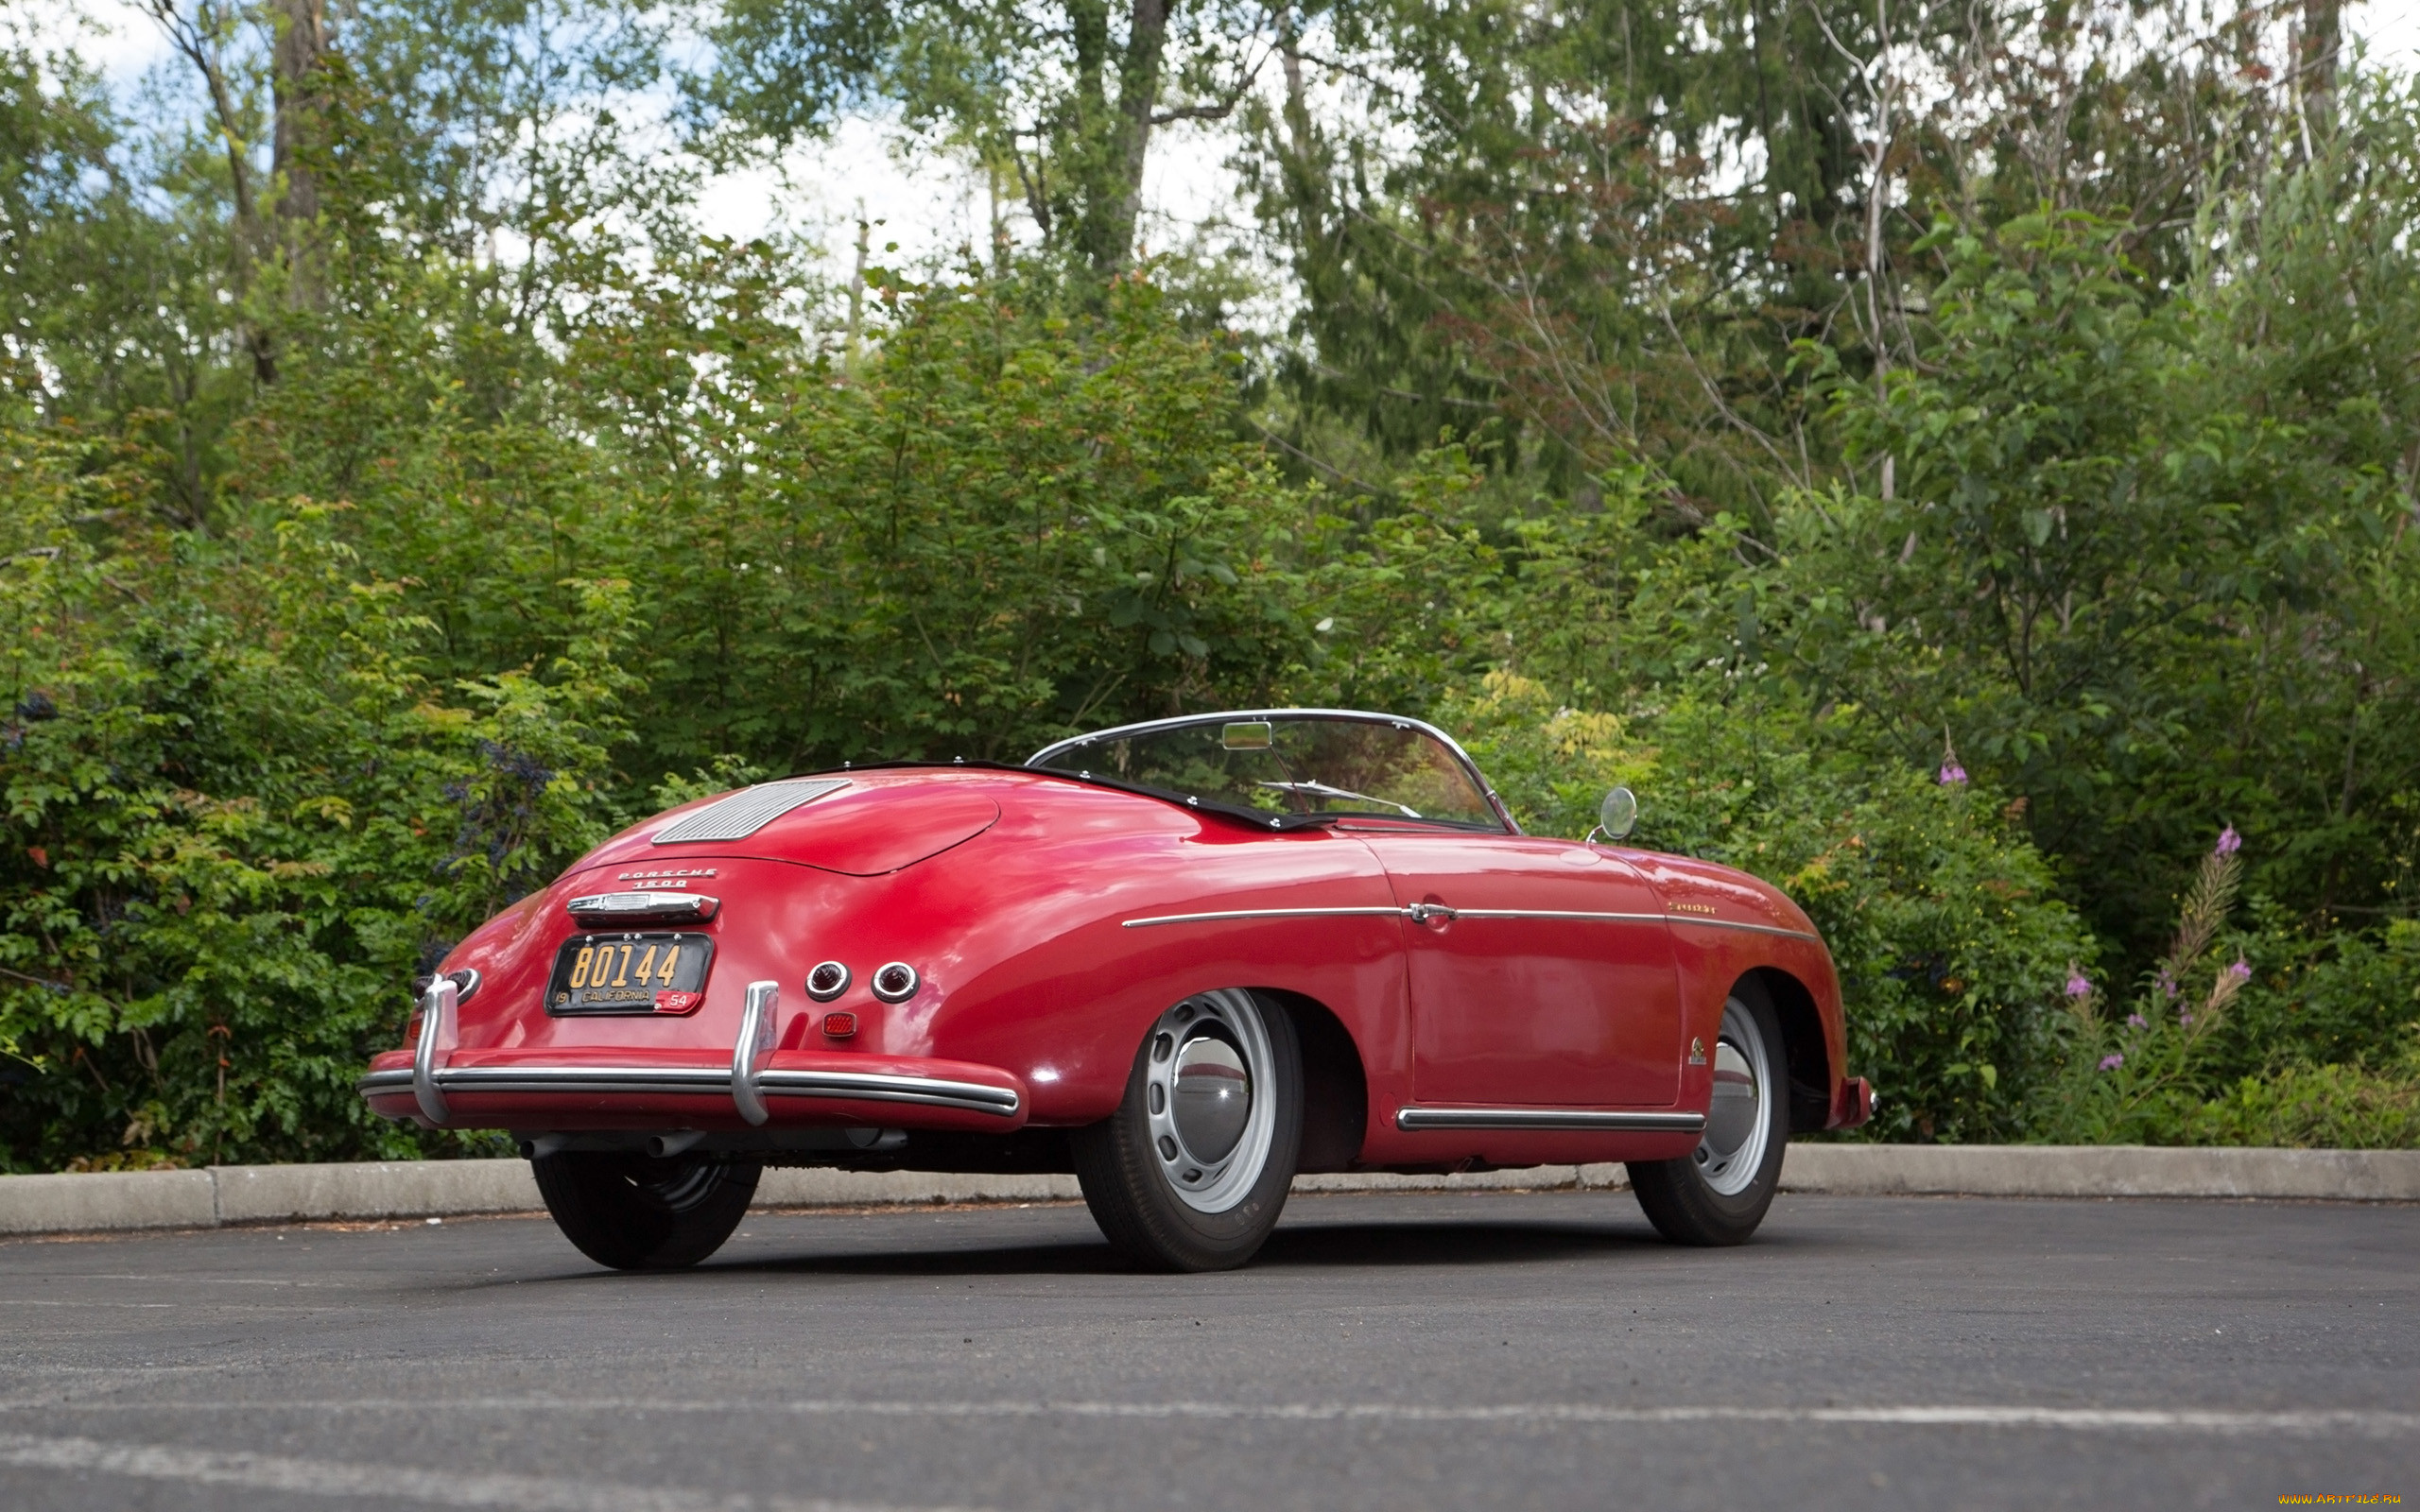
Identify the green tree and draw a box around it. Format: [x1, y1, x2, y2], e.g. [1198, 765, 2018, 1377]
[700, 0, 1278, 273]
[1, 414, 638, 1170]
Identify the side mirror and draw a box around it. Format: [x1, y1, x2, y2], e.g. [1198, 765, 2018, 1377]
[1590, 785, 1638, 844]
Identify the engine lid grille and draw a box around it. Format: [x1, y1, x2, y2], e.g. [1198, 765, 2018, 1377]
[652, 779, 850, 844]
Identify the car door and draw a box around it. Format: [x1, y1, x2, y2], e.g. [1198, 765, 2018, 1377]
[1353, 831, 1683, 1108]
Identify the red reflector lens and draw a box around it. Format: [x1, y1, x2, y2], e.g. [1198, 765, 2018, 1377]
[821, 1011, 857, 1039]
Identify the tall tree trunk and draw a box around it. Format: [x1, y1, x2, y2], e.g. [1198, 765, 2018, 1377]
[2300, 0, 2340, 133]
[271, 0, 331, 311]
[1103, 0, 1169, 270]
[141, 0, 276, 384]
[1277, 15, 1322, 249]
[1062, 0, 1167, 274]
[1064, 0, 1111, 261]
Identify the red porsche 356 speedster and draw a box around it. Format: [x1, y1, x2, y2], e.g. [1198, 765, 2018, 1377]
[361, 709, 1872, 1271]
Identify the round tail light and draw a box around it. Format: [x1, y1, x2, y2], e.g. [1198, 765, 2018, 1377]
[870, 962, 920, 1003]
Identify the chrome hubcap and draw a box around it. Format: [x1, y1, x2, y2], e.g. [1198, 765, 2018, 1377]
[1171, 1037, 1252, 1161]
[1693, 997, 1772, 1196]
[1143, 988, 1277, 1213]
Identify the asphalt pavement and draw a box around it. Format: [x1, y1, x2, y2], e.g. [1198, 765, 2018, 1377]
[0, 1187, 2412, 1511]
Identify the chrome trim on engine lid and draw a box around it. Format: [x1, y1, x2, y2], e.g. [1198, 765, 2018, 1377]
[652, 778, 849, 844]
[1393, 1107, 1707, 1133]
[358, 1063, 1022, 1119]
[567, 891, 720, 925]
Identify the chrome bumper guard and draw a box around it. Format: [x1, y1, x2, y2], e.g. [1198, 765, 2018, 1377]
[364, 978, 1020, 1123]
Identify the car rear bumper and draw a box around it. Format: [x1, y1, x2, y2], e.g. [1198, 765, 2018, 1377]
[359, 1050, 1027, 1131]
[365, 974, 1028, 1133]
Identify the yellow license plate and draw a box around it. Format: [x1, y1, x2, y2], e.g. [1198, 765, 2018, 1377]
[547, 933, 715, 1016]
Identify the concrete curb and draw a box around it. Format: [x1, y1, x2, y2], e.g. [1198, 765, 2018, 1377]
[0, 1169, 218, 1234]
[212, 1160, 545, 1223]
[3, 1144, 2413, 1236]
[1777, 1143, 2420, 1201]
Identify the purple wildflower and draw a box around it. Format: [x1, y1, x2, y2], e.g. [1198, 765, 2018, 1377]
[2156, 968, 2177, 1000]
[2066, 971, 2093, 999]
[2179, 1011, 2193, 1026]
[2215, 825, 2241, 856]
[2227, 958, 2251, 982]
[2099, 1054, 2124, 1072]
[2126, 1013, 2147, 1028]
[1939, 762, 1968, 786]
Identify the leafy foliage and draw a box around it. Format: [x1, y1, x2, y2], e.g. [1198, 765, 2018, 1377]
[3, 4, 2417, 1165]
[1, 419, 635, 1168]
[1447, 674, 2092, 1142]
[2186, 1037, 2420, 1151]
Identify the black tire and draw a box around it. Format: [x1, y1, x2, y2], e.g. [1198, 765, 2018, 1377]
[531, 1151, 760, 1270]
[1629, 985, 1788, 1246]
[1073, 988, 1303, 1272]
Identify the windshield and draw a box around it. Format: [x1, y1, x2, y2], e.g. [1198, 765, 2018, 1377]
[1028, 713, 1502, 830]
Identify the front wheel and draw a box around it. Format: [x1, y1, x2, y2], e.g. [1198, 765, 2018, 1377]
[531, 1151, 760, 1270]
[1629, 988, 1787, 1246]
[1073, 988, 1303, 1272]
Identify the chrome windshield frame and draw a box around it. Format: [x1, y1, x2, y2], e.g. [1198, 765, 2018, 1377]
[1026, 708, 1521, 835]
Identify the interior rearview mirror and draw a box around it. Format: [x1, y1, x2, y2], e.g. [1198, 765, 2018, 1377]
[1594, 785, 1638, 843]
[1220, 720, 1273, 751]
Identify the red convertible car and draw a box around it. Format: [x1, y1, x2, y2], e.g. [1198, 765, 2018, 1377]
[362, 710, 1871, 1271]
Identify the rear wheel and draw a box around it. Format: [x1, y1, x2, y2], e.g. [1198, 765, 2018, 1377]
[531, 1151, 760, 1270]
[1629, 987, 1787, 1246]
[1073, 988, 1303, 1272]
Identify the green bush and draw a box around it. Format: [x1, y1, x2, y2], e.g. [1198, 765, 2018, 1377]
[2218, 918, 2420, 1080]
[2186, 1037, 2420, 1149]
[2028, 833, 2256, 1143]
[0, 423, 638, 1170]
[1443, 673, 2095, 1142]
[2029, 839, 2420, 1148]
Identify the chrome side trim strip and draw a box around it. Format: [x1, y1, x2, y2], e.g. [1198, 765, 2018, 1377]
[1123, 906, 1409, 929]
[1460, 907, 1822, 943]
[1445, 909, 1669, 924]
[360, 1063, 1021, 1119]
[1120, 903, 1814, 943]
[1666, 916, 1824, 943]
[1394, 1108, 1707, 1133]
